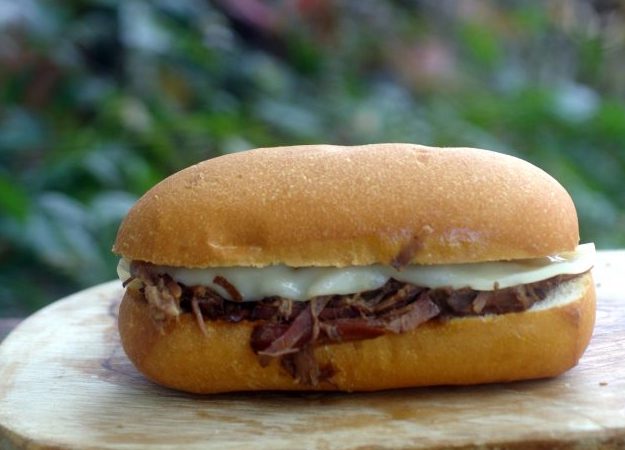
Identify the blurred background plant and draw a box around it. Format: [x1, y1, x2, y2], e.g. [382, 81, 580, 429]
[1, 0, 624, 316]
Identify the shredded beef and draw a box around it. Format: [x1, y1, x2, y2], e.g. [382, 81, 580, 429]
[130, 261, 580, 386]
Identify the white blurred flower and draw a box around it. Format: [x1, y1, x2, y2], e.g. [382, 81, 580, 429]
[553, 82, 599, 123]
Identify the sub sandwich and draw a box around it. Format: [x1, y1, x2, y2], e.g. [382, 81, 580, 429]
[113, 143, 596, 393]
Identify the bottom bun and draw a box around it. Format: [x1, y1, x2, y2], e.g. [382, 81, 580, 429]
[117, 272, 596, 393]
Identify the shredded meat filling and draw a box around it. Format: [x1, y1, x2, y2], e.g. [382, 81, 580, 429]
[130, 261, 579, 386]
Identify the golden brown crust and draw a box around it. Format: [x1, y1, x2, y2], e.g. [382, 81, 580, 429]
[117, 272, 596, 393]
[112, 144, 579, 267]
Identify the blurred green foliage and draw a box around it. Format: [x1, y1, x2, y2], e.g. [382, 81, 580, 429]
[1, 0, 624, 316]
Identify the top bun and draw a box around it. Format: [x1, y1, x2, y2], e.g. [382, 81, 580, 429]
[113, 144, 579, 267]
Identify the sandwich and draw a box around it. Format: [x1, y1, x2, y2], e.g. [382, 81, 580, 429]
[113, 143, 596, 393]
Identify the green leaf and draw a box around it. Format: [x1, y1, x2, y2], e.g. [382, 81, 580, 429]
[0, 175, 30, 221]
[459, 23, 502, 67]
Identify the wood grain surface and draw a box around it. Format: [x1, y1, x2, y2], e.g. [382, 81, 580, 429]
[0, 320, 21, 343]
[0, 251, 624, 450]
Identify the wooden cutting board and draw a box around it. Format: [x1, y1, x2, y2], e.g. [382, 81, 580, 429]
[1, 252, 624, 450]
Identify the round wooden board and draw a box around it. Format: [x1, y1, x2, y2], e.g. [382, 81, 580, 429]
[1, 252, 625, 450]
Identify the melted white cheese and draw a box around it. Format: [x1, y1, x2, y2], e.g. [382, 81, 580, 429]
[117, 243, 595, 301]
